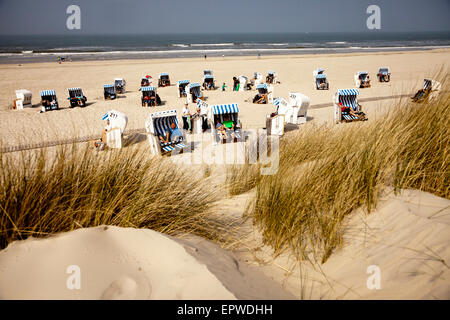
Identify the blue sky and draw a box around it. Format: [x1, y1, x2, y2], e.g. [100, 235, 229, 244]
[0, 0, 449, 35]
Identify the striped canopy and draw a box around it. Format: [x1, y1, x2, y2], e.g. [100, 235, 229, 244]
[273, 98, 281, 106]
[357, 71, 369, 76]
[178, 80, 190, 85]
[338, 89, 359, 96]
[316, 74, 327, 79]
[68, 87, 82, 92]
[160, 73, 169, 76]
[424, 79, 432, 90]
[204, 75, 214, 79]
[40, 90, 56, 96]
[153, 115, 179, 137]
[257, 84, 267, 90]
[190, 83, 201, 88]
[101, 113, 109, 121]
[317, 68, 325, 74]
[104, 84, 114, 88]
[142, 86, 156, 92]
[212, 103, 239, 115]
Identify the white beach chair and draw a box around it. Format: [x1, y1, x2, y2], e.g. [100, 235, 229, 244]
[254, 72, 263, 86]
[14, 89, 32, 110]
[333, 89, 362, 123]
[376, 67, 390, 82]
[355, 71, 371, 88]
[177, 80, 190, 98]
[101, 110, 128, 149]
[145, 109, 186, 156]
[192, 99, 211, 134]
[158, 73, 170, 87]
[288, 92, 310, 124]
[114, 78, 126, 94]
[238, 76, 248, 92]
[186, 83, 203, 104]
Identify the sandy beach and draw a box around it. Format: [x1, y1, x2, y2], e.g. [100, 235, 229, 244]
[1, 49, 449, 149]
[0, 48, 449, 300]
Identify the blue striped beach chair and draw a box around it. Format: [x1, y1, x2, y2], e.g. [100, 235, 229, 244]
[334, 89, 363, 123]
[211, 103, 241, 143]
[145, 109, 186, 155]
[40, 89, 59, 111]
[141, 86, 161, 107]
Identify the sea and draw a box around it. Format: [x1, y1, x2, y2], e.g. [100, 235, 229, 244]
[0, 32, 449, 64]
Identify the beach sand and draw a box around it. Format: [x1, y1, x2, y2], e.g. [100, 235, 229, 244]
[0, 49, 449, 149]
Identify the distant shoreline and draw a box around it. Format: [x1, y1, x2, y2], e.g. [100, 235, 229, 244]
[1, 45, 450, 64]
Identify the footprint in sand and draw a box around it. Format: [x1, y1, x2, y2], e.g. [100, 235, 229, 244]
[100, 275, 151, 300]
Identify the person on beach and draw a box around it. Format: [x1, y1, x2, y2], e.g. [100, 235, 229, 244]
[94, 119, 111, 149]
[216, 122, 228, 140]
[339, 102, 365, 120]
[232, 77, 238, 91]
[222, 82, 227, 91]
[182, 104, 191, 132]
[160, 122, 183, 144]
[222, 115, 236, 139]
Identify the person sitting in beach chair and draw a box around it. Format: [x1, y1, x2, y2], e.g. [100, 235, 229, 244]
[114, 78, 126, 94]
[158, 73, 171, 87]
[177, 80, 189, 98]
[68, 88, 87, 108]
[40, 90, 59, 112]
[159, 122, 183, 144]
[377, 67, 390, 82]
[411, 79, 440, 103]
[355, 71, 371, 88]
[141, 77, 150, 87]
[141, 86, 161, 107]
[104, 85, 116, 100]
[253, 84, 270, 104]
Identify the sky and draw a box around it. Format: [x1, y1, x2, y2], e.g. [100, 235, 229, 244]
[0, 0, 449, 35]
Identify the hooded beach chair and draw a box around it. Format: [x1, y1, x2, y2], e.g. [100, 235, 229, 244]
[203, 74, 215, 90]
[104, 84, 116, 100]
[14, 89, 32, 110]
[40, 90, 59, 111]
[253, 84, 273, 104]
[355, 71, 371, 88]
[333, 89, 365, 123]
[254, 72, 263, 86]
[67, 88, 87, 108]
[209, 103, 242, 144]
[101, 110, 128, 149]
[288, 92, 310, 124]
[377, 67, 390, 82]
[145, 109, 186, 156]
[177, 80, 190, 98]
[186, 83, 203, 104]
[114, 78, 126, 94]
[412, 79, 441, 103]
[238, 76, 249, 92]
[266, 71, 277, 84]
[141, 77, 151, 87]
[192, 99, 212, 134]
[267, 98, 287, 136]
[158, 73, 170, 87]
[141, 86, 161, 107]
[313, 68, 329, 90]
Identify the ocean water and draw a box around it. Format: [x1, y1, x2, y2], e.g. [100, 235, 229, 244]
[0, 32, 449, 63]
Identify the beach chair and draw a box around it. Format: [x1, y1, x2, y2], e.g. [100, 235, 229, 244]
[177, 80, 190, 98]
[333, 89, 365, 123]
[104, 84, 116, 100]
[14, 89, 32, 110]
[186, 83, 203, 104]
[204, 70, 213, 76]
[191, 99, 211, 134]
[238, 76, 248, 91]
[40, 90, 59, 112]
[266, 71, 277, 84]
[203, 74, 215, 90]
[377, 67, 390, 82]
[288, 92, 310, 124]
[267, 98, 287, 136]
[158, 73, 171, 87]
[209, 103, 242, 144]
[355, 71, 371, 88]
[412, 79, 441, 103]
[67, 88, 87, 108]
[313, 69, 329, 90]
[254, 72, 263, 86]
[141, 86, 161, 107]
[145, 109, 186, 156]
[141, 77, 151, 87]
[114, 78, 126, 94]
[253, 84, 273, 104]
[101, 110, 128, 149]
